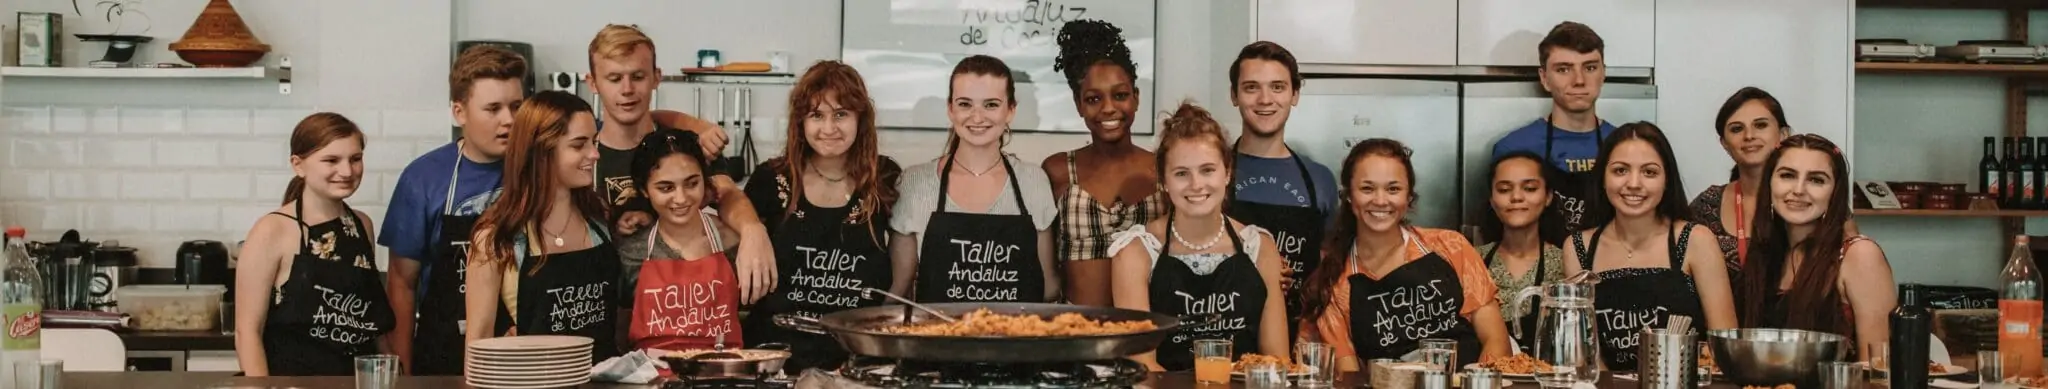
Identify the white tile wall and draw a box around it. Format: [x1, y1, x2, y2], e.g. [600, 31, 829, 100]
[0, 105, 450, 267]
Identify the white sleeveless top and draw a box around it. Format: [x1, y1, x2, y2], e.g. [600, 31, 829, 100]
[1106, 223, 1272, 275]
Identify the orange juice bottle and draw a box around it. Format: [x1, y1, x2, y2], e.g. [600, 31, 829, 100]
[2002, 236, 2044, 380]
[1194, 356, 1233, 384]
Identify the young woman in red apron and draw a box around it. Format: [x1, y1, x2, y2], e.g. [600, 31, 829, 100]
[622, 129, 745, 351]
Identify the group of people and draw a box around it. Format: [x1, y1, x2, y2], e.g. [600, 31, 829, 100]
[228, 19, 1898, 378]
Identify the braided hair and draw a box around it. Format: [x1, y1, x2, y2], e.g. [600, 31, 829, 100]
[1054, 19, 1138, 94]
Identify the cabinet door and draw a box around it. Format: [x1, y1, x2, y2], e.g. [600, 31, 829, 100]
[1287, 79, 1461, 229]
[1457, 0, 1655, 68]
[1256, 0, 1458, 66]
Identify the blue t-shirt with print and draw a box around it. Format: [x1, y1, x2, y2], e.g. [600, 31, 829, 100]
[378, 142, 504, 279]
[1489, 118, 1617, 174]
[1232, 153, 1339, 224]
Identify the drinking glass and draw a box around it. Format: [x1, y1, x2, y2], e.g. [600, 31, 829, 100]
[12, 360, 39, 389]
[354, 354, 398, 389]
[1818, 361, 1865, 389]
[1865, 342, 1889, 381]
[1980, 350, 2005, 384]
[1696, 340, 1713, 387]
[1193, 339, 1233, 385]
[1244, 360, 1287, 389]
[1296, 342, 1338, 388]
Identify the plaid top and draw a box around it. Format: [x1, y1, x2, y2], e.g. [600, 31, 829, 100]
[1057, 153, 1165, 262]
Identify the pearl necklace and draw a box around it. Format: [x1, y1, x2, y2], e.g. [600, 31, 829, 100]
[1172, 217, 1228, 251]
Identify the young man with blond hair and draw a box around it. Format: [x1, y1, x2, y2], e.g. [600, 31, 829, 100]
[585, 24, 779, 303]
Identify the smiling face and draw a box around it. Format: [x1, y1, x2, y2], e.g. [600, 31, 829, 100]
[291, 134, 366, 201]
[454, 78, 523, 159]
[1075, 62, 1139, 143]
[644, 153, 711, 227]
[947, 74, 1016, 148]
[1538, 48, 1605, 114]
[589, 46, 660, 127]
[1347, 155, 1412, 234]
[1490, 157, 1550, 230]
[1602, 139, 1666, 218]
[1162, 140, 1229, 218]
[553, 112, 601, 189]
[803, 95, 858, 159]
[1770, 148, 1835, 226]
[1231, 59, 1299, 137]
[1720, 100, 1787, 170]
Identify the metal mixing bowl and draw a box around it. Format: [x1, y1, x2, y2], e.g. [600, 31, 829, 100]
[1707, 328, 1849, 386]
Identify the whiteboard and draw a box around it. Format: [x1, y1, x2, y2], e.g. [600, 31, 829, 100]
[841, 0, 1157, 134]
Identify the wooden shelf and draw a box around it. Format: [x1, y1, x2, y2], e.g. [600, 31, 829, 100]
[1853, 209, 2048, 217]
[0, 66, 282, 79]
[1859, 0, 2048, 9]
[1855, 62, 2048, 78]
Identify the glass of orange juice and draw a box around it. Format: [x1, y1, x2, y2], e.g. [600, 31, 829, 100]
[1193, 339, 1234, 384]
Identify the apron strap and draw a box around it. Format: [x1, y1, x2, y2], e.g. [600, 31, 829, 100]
[935, 154, 1031, 217]
[1543, 116, 1605, 173]
[444, 142, 465, 214]
[1668, 221, 1695, 269]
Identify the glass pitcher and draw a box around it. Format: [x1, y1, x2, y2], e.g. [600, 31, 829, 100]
[1513, 282, 1602, 388]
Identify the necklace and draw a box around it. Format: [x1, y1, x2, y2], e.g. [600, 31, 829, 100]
[813, 165, 848, 183]
[956, 157, 1001, 177]
[1171, 217, 1228, 251]
[544, 217, 572, 247]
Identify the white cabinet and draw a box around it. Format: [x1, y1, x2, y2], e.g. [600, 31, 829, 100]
[1456, 0, 1655, 68]
[187, 351, 241, 372]
[1286, 79, 1462, 229]
[1255, 0, 1458, 66]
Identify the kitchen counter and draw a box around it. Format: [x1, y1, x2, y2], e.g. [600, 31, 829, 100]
[118, 330, 235, 351]
[63, 371, 1757, 388]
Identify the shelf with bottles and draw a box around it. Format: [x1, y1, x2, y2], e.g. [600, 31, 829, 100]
[1857, 62, 2048, 78]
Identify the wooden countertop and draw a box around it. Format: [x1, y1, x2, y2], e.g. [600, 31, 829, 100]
[62, 371, 1759, 389]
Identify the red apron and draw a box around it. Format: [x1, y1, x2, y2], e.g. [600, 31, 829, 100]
[628, 213, 743, 351]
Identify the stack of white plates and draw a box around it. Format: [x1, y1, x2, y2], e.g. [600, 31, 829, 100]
[465, 335, 594, 389]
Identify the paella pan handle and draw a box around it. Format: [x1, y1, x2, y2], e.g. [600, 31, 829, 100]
[772, 314, 827, 335]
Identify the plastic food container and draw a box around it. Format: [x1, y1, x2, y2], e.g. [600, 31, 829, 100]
[117, 285, 225, 331]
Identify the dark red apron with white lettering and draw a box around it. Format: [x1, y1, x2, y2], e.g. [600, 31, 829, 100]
[261, 202, 395, 376]
[1346, 228, 1481, 366]
[628, 214, 741, 351]
[1148, 215, 1266, 372]
[914, 157, 1046, 303]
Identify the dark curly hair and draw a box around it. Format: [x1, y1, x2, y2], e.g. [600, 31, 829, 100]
[1053, 19, 1138, 95]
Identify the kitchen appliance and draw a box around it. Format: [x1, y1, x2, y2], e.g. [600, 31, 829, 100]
[1937, 40, 2046, 64]
[90, 244, 138, 312]
[547, 71, 580, 93]
[175, 240, 232, 299]
[658, 343, 792, 381]
[1511, 282, 1602, 388]
[1856, 39, 1937, 62]
[42, 230, 98, 311]
[774, 302, 1211, 363]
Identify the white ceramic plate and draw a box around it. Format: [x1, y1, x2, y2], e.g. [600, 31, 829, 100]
[1463, 363, 1535, 379]
[465, 374, 590, 389]
[466, 361, 592, 378]
[468, 335, 594, 352]
[466, 346, 591, 360]
[467, 356, 591, 369]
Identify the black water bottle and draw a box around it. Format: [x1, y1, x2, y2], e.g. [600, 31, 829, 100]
[1891, 283, 1932, 389]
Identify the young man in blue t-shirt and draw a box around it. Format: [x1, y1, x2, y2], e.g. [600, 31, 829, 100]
[1489, 21, 1615, 233]
[1224, 41, 1337, 340]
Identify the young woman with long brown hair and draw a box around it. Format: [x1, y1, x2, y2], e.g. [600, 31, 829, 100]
[1563, 122, 1736, 369]
[1738, 134, 1895, 359]
[890, 55, 1060, 303]
[739, 60, 904, 372]
[1299, 139, 1511, 372]
[464, 91, 622, 363]
[1107, 102, 1286, 372]
[235, 113, 394, 376]
[1044, 19, 1164, 307]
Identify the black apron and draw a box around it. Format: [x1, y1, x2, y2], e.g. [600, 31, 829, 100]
[493, 221, 625, 364]
[414, 146, 477, 375]
[1226, 147, 1322, 341]
[1482, 245, 1544, 355]
[1544, 119, 1604, 235]
[1346, 228, 1482, 367]
[260, 202, 395, 376]
[1148, 215, 1268, 371]
[914, 157, 1046, 303]
[740, 185, 893, 372]
[1571, 222, 1707, 369]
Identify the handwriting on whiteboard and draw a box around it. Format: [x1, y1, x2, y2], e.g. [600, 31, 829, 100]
[957, 0, 1089, 48]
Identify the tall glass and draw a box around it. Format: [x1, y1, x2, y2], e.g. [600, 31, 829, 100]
[1296, 342, 1338, 388]
[1192, 339, 1233, 385]
[354, 354, 398, 389]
